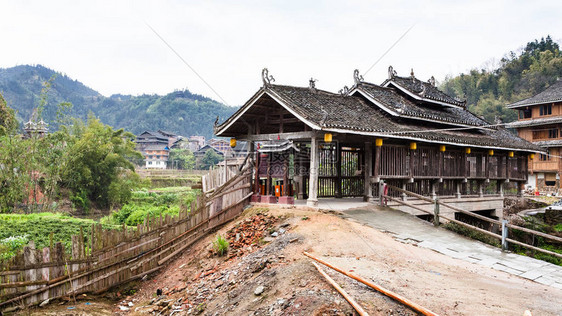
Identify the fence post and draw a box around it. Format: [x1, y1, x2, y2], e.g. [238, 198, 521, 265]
[379, 181, 384, 206]
[433, 198, 440, 227]
[501, 219, 508, 251]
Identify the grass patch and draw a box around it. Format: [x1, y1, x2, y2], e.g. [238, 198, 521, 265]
[101, 189, 198, 226]
[0, 213, 121, 263]
[212, 235, 229, 256]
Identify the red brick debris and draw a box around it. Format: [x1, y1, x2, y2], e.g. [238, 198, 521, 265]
[226, 213, 277, 257]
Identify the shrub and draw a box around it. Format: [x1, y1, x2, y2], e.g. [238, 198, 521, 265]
[212, 235, 229, 256]
[0, 235, 29, 263]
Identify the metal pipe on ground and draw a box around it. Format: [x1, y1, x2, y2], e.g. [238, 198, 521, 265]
[303, 252, 440, 316]
[311, 261, 369, 316]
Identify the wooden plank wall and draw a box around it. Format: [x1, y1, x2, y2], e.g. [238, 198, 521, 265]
[0, 169, 252, 311]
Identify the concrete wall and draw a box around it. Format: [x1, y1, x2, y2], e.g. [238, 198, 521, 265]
[388, 196, 505, 220]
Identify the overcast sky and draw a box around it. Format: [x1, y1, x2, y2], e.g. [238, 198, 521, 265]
[2, 0, 561, 106]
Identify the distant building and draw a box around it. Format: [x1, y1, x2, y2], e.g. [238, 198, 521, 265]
[189, 136, 206, 150]
[208, 138, 231, 154]
[507, 79, 562, 191]
[23, 119, 48, 139]
[136, 131, 173, 169]
[136, 131, 169, 151]
[143, 144, 170, 169]
[194, 145, 225, 158]
[157, 130, 180, 147]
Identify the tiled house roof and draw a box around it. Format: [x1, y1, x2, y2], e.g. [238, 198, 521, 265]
[265, 85, 540, 151]
[508, 80, 562, 108]
[216, 69, 541, 153]
[354, 83, 483, 127]
[382, 75, 467, 108]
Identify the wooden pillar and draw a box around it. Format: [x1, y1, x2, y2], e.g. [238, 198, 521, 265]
[266, 154, 272, 196]
[307, 137, 319, 206]
[283, 156, 288, 196]
[364, 142, 373, 201]
[462, 151, 468, 179]
[253, 143, 260, 195]
[505, 156, 511, 181]
[476, 154, 482, 178]
[485, 153, 490, 179]
[431, 181, 437, 200]
[335, 143, 343, 198]
[478, 181, 484, 197]
[517, 181, 524, 197]
[409, 148, 415, 179]
[374, 142, 381, 182]
[438, 151, 444, 179]
[297, 144, 305, 199]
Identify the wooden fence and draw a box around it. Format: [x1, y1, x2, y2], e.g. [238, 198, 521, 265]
[0, 168, 252, 312]
[383, 184, 562, 259]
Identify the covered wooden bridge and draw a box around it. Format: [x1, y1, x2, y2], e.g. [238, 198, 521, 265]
[215, 67, 542, 215]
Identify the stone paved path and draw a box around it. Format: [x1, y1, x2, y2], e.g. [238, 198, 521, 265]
[340, 206, 562, 289]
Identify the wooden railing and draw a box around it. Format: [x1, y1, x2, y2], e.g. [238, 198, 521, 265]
[378, 145, 527, 181]
[383, 184, 562, 259]
[0, 168, 252, 312]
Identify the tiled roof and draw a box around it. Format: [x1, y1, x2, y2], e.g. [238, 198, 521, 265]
[532, 139, 562, 148]
[508, 80, 562, 108]
[143, 144, 169, 151]
[266, 85, 540, 151]
[355, 83, 485, 127]
[382, 75, 466, 108]
[216, 82, 541, 152]
[506, 116, 562, 128]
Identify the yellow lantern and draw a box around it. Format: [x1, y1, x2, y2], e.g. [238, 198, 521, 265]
[324, 133, 332, 143]
[465, 148, 471, 154]
[409, 142, 417, 150]
[230, 138, 237, 148]
[439, 145, 446, 152]
[508, 151, 514, 158]
[375, 138, 383, 147]
[488, 149, 494, 156]
[529, 153, 535, 160]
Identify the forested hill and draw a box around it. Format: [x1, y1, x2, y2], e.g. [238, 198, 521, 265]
[0, 65, 237, 139]
[441, 36, 562, 123]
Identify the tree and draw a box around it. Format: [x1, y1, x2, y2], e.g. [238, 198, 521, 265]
[61, 115, 143, 209]
[200, 149, 223, 169]
[0, 93, 16, 136]
[441, 35, 562, 124]
[169, 148, 195, 170]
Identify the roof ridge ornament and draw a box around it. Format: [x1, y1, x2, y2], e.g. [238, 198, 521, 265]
[353, 69, 363, 85]
[428, 76, 436, 87]
[262, 68, 275, 87]
[410, 68, 415, 82]
[309, 78, 317, 91]
[339, 86, 350, 96]
[418, 83, 427, 97]
[388, 65, 397, 79]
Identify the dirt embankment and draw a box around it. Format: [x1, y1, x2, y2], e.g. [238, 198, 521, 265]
[33, 205, 561, 316]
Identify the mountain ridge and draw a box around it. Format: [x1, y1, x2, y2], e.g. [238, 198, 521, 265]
[0, 64, 237, 139]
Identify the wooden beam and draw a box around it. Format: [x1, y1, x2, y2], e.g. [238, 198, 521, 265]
[244, 131, 317, 141]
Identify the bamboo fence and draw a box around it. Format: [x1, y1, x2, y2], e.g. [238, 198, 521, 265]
[0, 167, 252, 311]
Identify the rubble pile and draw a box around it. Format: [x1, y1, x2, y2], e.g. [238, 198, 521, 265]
[226, 213, 277, 257]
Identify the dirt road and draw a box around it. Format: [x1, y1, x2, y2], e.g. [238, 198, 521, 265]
[32, 205, 562, 315]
